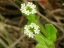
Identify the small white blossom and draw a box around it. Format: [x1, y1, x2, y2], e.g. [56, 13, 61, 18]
[24, 25, 30, 30]
[62, 3, 64, 6]
[28, 32, 34, 38]
[24, 23, 40, 38]
[24, 28, 34, 38]
[20, 2, 37, 15]
[34, 29, 40, 34]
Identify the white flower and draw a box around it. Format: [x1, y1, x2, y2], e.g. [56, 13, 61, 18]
[20, 2, 37, 15]
[34, 29, 40, 34]
[24, 25, 30, 30]
[28, 32, 34, 38]
[24, 28, 34, 38]
[29, 23, 40, 34]
[24, 23, 40, 38]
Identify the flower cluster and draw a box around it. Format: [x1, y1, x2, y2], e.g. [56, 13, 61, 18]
[20, 2, 37, 15]
[24, 23, 40, 38]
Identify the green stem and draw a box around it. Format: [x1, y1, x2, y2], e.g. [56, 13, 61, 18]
[0, 14, 11, 48]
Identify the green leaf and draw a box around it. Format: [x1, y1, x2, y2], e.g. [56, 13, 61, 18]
[45, 24, 57, 41]
[35, 34, 46, 45]
[45, 38, 53, 45]
[35, 34, 53, 45]
[35, 44, 48, 48]
[35, 34, 55, 48]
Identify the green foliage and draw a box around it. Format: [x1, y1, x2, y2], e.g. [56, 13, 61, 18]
[45, 24, 57, 42]
[35, 44, 48, 48]
[35, 24, 57, 48]
[35, 34, 46, 45]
